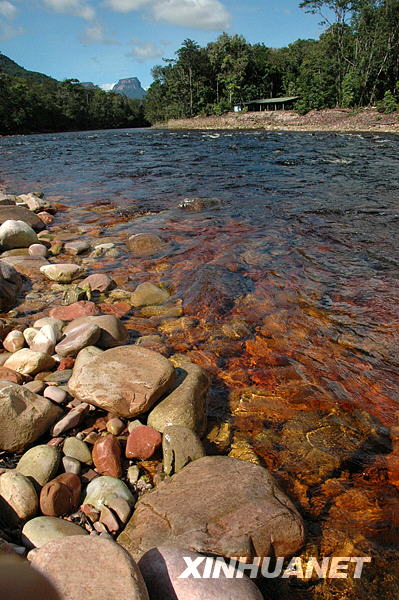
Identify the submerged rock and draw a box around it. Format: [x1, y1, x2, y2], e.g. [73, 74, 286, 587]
[126, 233, 166, 257]
[118, 456, 305, 561]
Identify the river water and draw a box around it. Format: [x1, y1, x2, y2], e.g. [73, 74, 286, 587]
[1, 128, 398, 598]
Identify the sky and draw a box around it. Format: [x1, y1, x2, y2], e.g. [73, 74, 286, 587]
[0, 0, 325, 90]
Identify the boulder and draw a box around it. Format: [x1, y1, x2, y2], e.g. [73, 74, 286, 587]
[64, 315, 127, 348]
[0, 260, 22, 311]
[118, 456, 305, 561]
[0, 206, 45, 231]
[68, 346, 175, 418]
[126, 233, 166, 257]
[139, 545, 263, 600]
[0, 383, 62, 453]
[22, 516, 87, 548]
[31, 536, 149, 600]
[40, 263, 85, 283]
[147, 360, 209, 435]
[4, 348, 56, 375]
[0, 471, 38, 524]
[1, 256, 49, 278]
[0, 220, 38, 250]
[16, 445, 60, 488]
[163, 425, 205, 475]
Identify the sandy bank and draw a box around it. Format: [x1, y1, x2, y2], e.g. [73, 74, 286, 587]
[154, 107, 399, 134]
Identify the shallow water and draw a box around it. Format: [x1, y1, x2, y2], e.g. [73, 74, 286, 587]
[1, 128, 399, 598]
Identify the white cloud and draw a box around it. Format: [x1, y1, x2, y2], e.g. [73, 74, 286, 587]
[100, 82, 116, 90]
[42, 0, 95, 20]
[0, 1, 17, 19]
[0, 19, 23, 40]
[105, 0, 230, 30]
[80, 22, 117, 44]
[127, 41, 162, 62]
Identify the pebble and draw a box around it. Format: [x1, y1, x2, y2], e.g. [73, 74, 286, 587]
[64, 240, 91, 255]
[23, 327, 40, 346]
[34, 317, 64, 341]
[99, 506, 120, 533]
[44, 386, 67, 404]
[0, 471, 39, 523]
[63, 437, 93, 465]
[92, 435, 122, 478]
[64, 314, 128, 349]
[51, 403, 90, 436]
[128, 420, 143, 433]
[4, 349, 56, 376]
[40, 263, 85, 283]
[126, 425, 162, 460]
[28, 243, 48, 257]
[49, 301, 99, 321]
[3, 330, 25, 352]
[22, 516, 87, 548]
[16, 444, 60, 488]
[30, 328, 56, 355]
[126, 233, 166, 257]
[23, 380, 46, 394]
[106, 417, 124, 435]
[127, 465, 140, 485]
[62, 456, 81, 475]
[58, 356, 75, 370]
[83, 476, 135, 511]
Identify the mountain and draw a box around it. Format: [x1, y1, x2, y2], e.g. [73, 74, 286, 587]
[113, 77, 146, 100]
[80, 82, 100, 90]
[0, 52, 57, 85]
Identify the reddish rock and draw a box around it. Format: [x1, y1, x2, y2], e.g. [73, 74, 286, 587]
[58, 357, 75, 370]
[92, 435, 122, 478]
[99, 302, 131, 318]
[49, 301, 100, 321]
[79, 273, 114, 292]
[99, 506, 120, 533]
[81, 503, 100, 522]
[40, 473, 81, 517]
[37, 211, 54, 224]
[0, 366, 26, 384]
[126, 425, 162, 460]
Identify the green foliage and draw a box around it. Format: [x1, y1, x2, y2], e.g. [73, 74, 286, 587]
[376, 90, 398, 113]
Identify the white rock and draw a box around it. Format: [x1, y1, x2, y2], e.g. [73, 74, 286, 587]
[40, 263, 85, 283]
[23, 327, 40, 346]
[0, 471, 39, 523]
[30, 329, 56, 355]
[83, 476, 135, 511]
[34, 317, 64, 342]
[0, 220, 38, 250]
[4, 348, 56, 375]
[3, 330, 25, 353]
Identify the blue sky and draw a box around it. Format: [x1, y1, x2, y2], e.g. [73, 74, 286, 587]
[0, 0, 325, 89]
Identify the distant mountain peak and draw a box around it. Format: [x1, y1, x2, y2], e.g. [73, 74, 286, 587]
[113, 77, 146, 100]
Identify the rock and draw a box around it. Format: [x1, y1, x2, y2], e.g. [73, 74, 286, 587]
[99, 301, 131, 318]
[99, 506, 120, 533]
[0, 220, 38, 250]
[52, 403, 91, 436]
[64, 315, 127, 348]
[0, 352, 12, 366]
[17, 193, 52, 213]
[17, 445, 60, 488]
[126, 233, 166, 257]
[69, 346, 103, 380]
[163, 425, 205, 475]
[0, 365, 26, 384]
[107, 497, 132, 525]
[22, 516, 87, 548]
[58, 356, 75, 370]
[30, 328, 56, 355]
[40, 473, 81, 517]
[23, 380, 46, 394]
[148, 360, 209, 435]
[64, 240, 91, 255]
[44, 386, 67, 404]
[40, 263, 85, 283]
[92, 435, 122, 478]
[0, 471, 38, 523]
[0, 317, 16, 341]
[49, 301, 99, 321]
[126, 426, 162, 460]
[4, 349, 56, 375]
[23, 327, 40, 346]
[79, 273, 113, 292]
[0, 384, 62, 453]
[0, 560, 62, 600]
[0, 260, 22, 312]
[28, 243, 48, 257]
[1, 255, 49, 278]
[63, 437, 92, 465]
[127, 465, 140, 485]
[182, 264, 250, 318]
[130, 282, 169, 307]
[37, 211, 54, 224]
[128, 420, 143, 433]
[55, 322, 100, 357]
[31, 536, 149, 600]
[139, 545, 263, 600]
[118, 456, 305, 561]
[62, 456, 81, 474]
[44, 369, 72, 384]
[106, 417, 124, 435]
[178, 196, 223, 212]
[83, 476, 135, 511]
[0, 206, 45, 231]
[3, 330, 25, 353]
[34, 317, 64, 341]
[68, 346, 175, 418]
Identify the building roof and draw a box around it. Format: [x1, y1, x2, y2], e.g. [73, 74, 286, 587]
[243, 96, 299, 105]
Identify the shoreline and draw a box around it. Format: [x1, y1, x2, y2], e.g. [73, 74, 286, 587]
[154, 107, 399, 134]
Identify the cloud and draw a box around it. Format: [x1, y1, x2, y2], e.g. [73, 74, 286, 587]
[127, 41, 162, 62]
[42, 0, 95, 20]
[105, 0, 230, 30]
[0, 1, 17, 19]
[0, 19, 23, 40]
[100, 82, 116, 90]
[80, 22, 117, 44]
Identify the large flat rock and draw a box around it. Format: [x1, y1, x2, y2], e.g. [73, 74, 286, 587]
[118, 455, 305, 560]
[68, 345, 175, 418]
[0, 206, 45, 231]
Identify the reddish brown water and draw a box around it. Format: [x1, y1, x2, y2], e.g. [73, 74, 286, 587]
[1, 128, 398, 598]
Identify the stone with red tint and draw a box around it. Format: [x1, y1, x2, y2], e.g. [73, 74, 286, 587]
[92, 434, 122, 478]
[0, 366, 26, 384]
[99, 302, 131, 318]
[57, 357, 75, 370]
[79, 273, 113, 292]
[126, 426, 162, 460]
[49, 301, 99, 321]
[40, 473, 81, 517]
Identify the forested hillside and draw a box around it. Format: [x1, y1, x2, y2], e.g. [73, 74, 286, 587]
[0, 56, 148, 135]
[145, 0, 399, 122]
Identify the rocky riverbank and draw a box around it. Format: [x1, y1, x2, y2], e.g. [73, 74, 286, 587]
[0, 190, 304, 599]
[155, 107, 399, 133]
